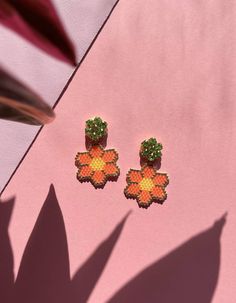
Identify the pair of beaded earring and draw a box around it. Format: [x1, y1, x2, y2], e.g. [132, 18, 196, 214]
[75, 117, 169, 209]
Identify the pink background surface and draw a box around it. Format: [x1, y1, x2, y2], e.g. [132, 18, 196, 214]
[0, 0, 117, 191]
[1, 0, 236, 301]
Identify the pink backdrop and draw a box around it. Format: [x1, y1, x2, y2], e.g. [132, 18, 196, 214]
[1, 0, 236, 302]
[0, 0, 117, 191]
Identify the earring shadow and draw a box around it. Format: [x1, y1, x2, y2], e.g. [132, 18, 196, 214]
[85, 134, 108, 150]
[139, 156, 162, 170]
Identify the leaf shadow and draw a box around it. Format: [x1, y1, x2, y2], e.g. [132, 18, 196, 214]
[14, 184, 71, 303]
[0, 184, 129, 303]
[0, 185, 226, 303]
[0, 197, 15, 302]
[107, 214, 226, 303]
[70, 211, 130, 303]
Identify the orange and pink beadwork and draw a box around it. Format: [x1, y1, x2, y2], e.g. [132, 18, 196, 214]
[75, 145, 120, 188]
[124, 165, 169, 208]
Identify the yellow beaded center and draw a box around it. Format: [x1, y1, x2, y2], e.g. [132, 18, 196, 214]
[139, 178, 154, 191]
[90, 157, 105, 171]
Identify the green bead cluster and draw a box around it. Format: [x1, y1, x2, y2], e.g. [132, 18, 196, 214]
[85, 117, 107, 142]
[140, 138, 163, 162]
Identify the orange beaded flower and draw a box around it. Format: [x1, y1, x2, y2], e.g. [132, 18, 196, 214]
[75, 145, 120, 188]
[124, 138, 169, 208]
[125, 165, 169, 208]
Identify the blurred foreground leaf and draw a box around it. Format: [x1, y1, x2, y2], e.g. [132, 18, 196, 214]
[0, 67, 55, 125]
[0, 0, 77, 65]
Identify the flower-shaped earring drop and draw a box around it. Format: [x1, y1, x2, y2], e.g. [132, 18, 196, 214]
[75, 117, 120, 188]
[124, 138, 169, 208]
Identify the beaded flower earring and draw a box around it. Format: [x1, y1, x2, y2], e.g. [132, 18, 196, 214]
[124, 138, 169, 209]
[75, 117, 120, 188]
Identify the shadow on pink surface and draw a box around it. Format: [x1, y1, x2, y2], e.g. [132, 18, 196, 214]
[0, 185, 226, 303]
[0, 196, 14, 302]
[107, 215, 226, 303]
[0, 185, 129, 303]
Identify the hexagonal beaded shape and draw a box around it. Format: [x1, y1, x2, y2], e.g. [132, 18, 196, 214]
[85, 117, 107, 143]
[140, 137, 163, 162]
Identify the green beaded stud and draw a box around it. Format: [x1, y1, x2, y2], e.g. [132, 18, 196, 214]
[85, 117, 107, 143]
[140, 137, 163, 162]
